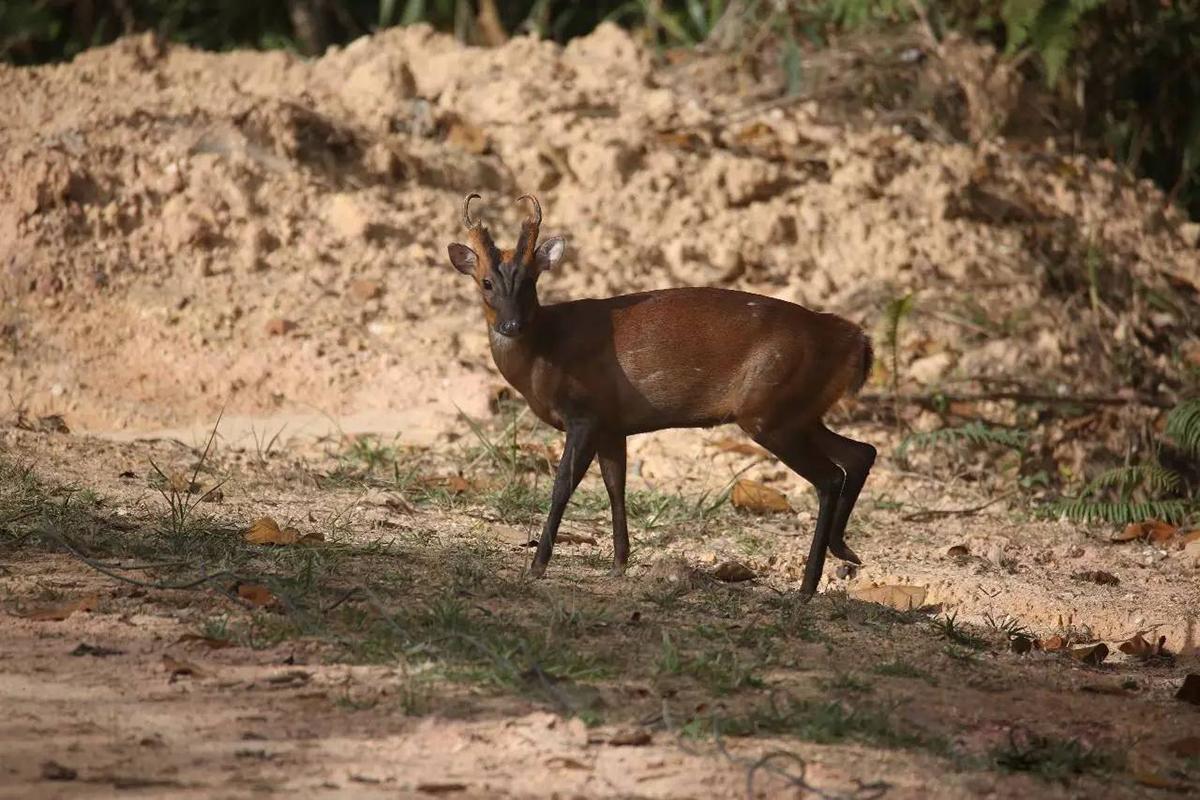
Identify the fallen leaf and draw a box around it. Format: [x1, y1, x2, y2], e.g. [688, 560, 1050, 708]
[244, 517, 300, 545]
[298, 531, 325, 546]
[1040, 635, 1067, 652]
[946, 544, 970, 557]
[712, 561, 756, 583]
[1118, 633, 1170, 660]
[23, 595, 99, 622]
[556, 532, 598, 545]
[708, 437, 771, 458]
[1147, 519, 1179, 544]
[1182, 529, 1200, 545]
[609, 728, 652, 746]
[70, 643, 123, 657]
[236, 583, 277, 607]
[1079, 681, 1131, 695]
[1131, 769, 1189, 791]
[1176, 674, 1200, 705]
[730, 479, 790, 513]
[41, 761, 77, 781]
[172, 633, 234, 650]
[425, 474, 472, 495]
[1068, 642, 1109, 666]
[1113, 522, 1147, 542]
[162, 654, 205, 679]
[1071, 570, 1119, 586]
[849, 584, 927, 611]
[1168, 736, 1200, 758]
[417, 782, 469, 795]
[544, 755, 590, 769]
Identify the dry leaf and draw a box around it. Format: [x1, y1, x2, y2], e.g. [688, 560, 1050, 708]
[1182, 529, 1200, 545]
[849, 585, 927, 611]
[946, 544, 970, 557]
[173, 633, 234, 650]
[425, 475, 471, 495]
[298, 531, 325, 546]
[1040, 635, 1066, 652]
[1176, 674, 1200, 705]
[1146, 520, 1178, 543]
[200, 487, 223, 503]
[162, 654, 205, 679]
[1113, 521, 1147, 542]
[70, 642, 123, 657]
[236, 583, 277, 607]
[23, 595, 99, 622]
[609, 728, 652, 746]
[1167, 736, 1200, 758]
[1118, 633, 1169, 660]
[712, 561, 756, 583]
[708, 437, 770, 458]
[1131, 769, 1189, 791]
[245, 517, 300, 545]
[1068, 642, 1109, 666]
[417, 782, 469, 795]
[730, 479, 790, 514]
[556, 532, 597, 545]
[1072, 570, 1119, 586]
[1010, 635, 1033, 654]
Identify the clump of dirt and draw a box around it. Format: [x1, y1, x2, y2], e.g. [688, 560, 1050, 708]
[0, 25, 1196, 441]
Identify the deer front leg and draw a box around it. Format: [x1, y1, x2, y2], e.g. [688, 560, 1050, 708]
[530, 418, 597, 578]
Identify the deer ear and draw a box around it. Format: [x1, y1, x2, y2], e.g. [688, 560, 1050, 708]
[534, 236, 565, 272]
[447, 243, 477, 275]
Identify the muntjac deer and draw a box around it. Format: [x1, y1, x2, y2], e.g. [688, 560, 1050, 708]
[447, 193, 875, 598]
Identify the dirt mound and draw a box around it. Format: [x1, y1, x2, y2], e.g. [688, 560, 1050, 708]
[0, 25, 1197, 438]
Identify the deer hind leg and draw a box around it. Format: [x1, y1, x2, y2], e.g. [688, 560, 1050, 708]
[812, 424, 876, 566]
[745, 425, 844, 599]
[597, 434, 629, 577]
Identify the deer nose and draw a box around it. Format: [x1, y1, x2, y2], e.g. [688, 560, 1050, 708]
[497, 319, 521, 337]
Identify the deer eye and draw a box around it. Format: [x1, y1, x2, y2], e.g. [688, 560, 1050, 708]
[482, 278, 493, 291]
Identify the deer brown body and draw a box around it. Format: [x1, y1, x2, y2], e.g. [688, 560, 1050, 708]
[448, 194, 875, 597]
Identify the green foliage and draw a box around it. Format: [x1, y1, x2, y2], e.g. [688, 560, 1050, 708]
[882, 292, 915, 395]
[1043, 399, 1199, 525]
[1043, 497, 1192, 526]
[991, 730, 1116, 782]
[896, 421, 1027, 460]
[1166, 398, 1200, 458]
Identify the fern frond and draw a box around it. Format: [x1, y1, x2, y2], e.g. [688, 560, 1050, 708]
[896, 421, 1028, 459]
[1041, 498, 1195, 525]
[1166, 399, 1200, 457]
[1083, 464, 1183, 497]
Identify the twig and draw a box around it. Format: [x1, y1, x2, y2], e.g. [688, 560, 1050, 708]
[901, 489, 1018, 522]
[661, 700, 888, 800]
[43, 529, 239, 591]
[858, 390, 1174, 409]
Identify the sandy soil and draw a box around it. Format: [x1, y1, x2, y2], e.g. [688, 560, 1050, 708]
[2, 22, 1199, 800]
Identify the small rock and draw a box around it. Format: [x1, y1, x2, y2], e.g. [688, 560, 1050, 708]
[347, 279, 383, 303]
[609, 728, 651, 747]
[325, 194, 372, 241]
[1179, 221, 1200, 248]
[909, 352, 954, 385]
[41, 761, 77, 781]
[712, 561, 756, 583]
[265, 318, 297, 336]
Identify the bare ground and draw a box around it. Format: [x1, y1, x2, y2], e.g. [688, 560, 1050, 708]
[2, 21, 1200, 800]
